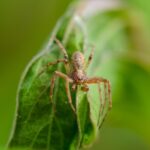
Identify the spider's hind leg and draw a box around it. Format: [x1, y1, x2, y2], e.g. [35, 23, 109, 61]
[84, 77, 112, 127]
[85, 77, 112, 110]
[97, 83, 103, 114]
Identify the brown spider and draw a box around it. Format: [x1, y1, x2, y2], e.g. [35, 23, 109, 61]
[41, 37, 112, 114]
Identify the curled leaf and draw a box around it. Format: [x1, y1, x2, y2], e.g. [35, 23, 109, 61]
[8, 5, 111, 150]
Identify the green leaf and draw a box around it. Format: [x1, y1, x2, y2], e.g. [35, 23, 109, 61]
[8, 7, 108, 149]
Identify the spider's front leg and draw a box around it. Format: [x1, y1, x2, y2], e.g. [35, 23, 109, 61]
[50, 71, 76, 113]
[53, 37, 70, 73]
[84, 45, 95, 70]
[39, 37, 70, 76]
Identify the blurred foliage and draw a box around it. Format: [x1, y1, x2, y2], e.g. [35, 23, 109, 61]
[0, 0, 150, 150]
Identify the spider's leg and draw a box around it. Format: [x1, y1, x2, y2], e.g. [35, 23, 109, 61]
[85, 77, 112, 110]
[84, 77, 112, 127]
[65, 78, 76, 113]
[99, 80, 112, 128]
[97, 83, 104, 126]
[38, 59, 68, 76]
[53, 37, 68, 59]
[49, 74, 56, 102]
[100, 82, 108, 126]
[99, 82, 111, 128]
[102, 82, 107, 114]
[50, 71, 75, 113]
[52, 37, 70, 73]
[97, 84, 103, 114]
[84, 45, 95, 70]
[107, 80, 112, 110]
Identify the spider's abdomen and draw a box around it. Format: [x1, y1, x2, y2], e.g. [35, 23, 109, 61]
[71, 70, 87, 83]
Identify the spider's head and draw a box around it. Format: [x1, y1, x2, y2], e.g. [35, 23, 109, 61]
[72, 51, 85, 70]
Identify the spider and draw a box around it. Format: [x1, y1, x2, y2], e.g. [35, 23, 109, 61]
[40, 37, 112, 114]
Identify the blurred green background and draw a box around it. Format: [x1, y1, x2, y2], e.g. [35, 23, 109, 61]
[0, 0, 150, 150]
